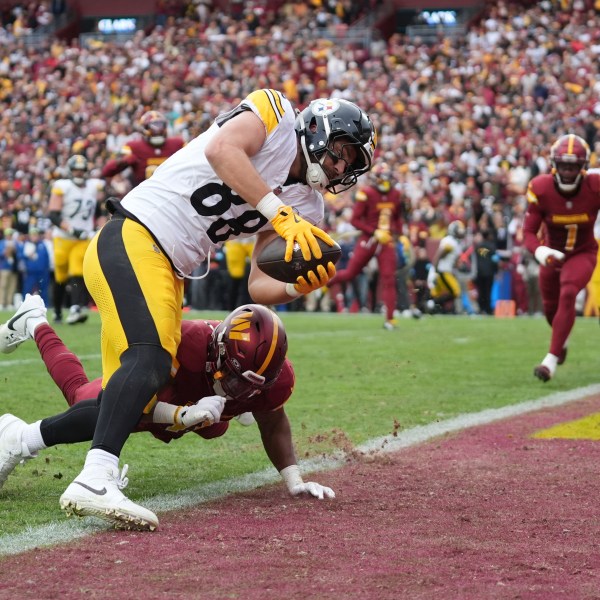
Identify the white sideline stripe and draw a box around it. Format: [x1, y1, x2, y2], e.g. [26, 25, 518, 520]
[0, 354, 101, 367]
[2, 384, 600, 557]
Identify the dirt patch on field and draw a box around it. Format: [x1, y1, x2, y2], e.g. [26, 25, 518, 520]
[2, 397, 600, 599]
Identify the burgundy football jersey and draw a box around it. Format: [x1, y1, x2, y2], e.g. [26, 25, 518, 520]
[102, 137, 185, 186]
[351, 185, 404, 236]
[523, 173, 600, 256]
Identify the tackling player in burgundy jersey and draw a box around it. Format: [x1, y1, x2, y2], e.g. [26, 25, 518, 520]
[523, 134, 600, 381]
[34, 318, 294, 443]
[0, 300, 335, 530]
[328, 162, 405, 330]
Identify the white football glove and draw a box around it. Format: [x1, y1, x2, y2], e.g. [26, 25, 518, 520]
[235, 412, 256, 426]
[280, 465, 335, 500]
[177, 395, 225, 428]
[534, 246, 565, 266]
[290, 481, 336, 500]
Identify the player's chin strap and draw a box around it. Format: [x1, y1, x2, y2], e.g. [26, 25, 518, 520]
[296, 113, 330, 191]
[300, 136, 329, 191]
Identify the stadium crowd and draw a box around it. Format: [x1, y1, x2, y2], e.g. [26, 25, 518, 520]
[0, 0, 599, 318]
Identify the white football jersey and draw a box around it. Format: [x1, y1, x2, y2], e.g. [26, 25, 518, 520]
[51, 178, 104, 239]
[119, 89, 324, 277]
[437, 235, 462, 273]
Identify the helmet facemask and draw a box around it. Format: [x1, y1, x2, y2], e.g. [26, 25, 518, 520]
[67, 155, 88, 186]
[139, 111, 168, 147]
[371, 162, 392, 193]
[550, 134, 590, 194]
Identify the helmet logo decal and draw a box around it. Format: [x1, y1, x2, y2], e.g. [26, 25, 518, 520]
[229, 312, 253, 341]
[311, 99, 340, 116]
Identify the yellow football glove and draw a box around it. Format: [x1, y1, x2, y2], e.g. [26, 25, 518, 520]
[374, 229, 393, 245]
[270, 205, 334, 262]
[290, 262, 337, 296]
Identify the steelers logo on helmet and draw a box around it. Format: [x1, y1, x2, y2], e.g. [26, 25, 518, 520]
[66, 154, 88, 186]
[295, 98, 376, 194]
[208, 304, 288, 402]
[310, 99, 341, 116]
[550, 134, 590, 194]
[139, 110, 168, 147]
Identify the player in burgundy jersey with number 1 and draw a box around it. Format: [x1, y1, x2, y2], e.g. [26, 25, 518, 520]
[523, 134, 600, 382]
[102, 111, 185, 189]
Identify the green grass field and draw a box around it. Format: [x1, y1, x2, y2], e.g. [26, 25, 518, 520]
[0, 309, 598, 537]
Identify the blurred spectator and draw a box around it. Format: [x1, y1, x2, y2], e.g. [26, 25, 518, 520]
[19, 226, 51, 304]
[411, 245, 433, 315]
[223, 238, 254, 311]
[0, 228, 18, 309]
[473, 230, 499, 315]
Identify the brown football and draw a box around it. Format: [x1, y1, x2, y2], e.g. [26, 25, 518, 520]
[256, 237, 342, 283]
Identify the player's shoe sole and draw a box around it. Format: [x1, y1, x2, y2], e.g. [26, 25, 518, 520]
[533, 365, 551, 382]
[60, 467, 158, 532]
[0, 414, 35, 488]
[60, 496, 158, 531]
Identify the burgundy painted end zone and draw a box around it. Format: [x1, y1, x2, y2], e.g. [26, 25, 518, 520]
[2, 396, 600, 599]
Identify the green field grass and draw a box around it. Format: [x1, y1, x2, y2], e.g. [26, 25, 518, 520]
[0, 309, 598, 536]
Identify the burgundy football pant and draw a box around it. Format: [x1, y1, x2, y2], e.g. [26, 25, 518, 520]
[329, 235, 398, 320]
[538, 250, 597, 357]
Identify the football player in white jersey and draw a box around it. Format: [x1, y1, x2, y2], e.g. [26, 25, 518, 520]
[428, 220, 466, 313]
[59, 89, 376, 531]
[48, 155, 106, 324]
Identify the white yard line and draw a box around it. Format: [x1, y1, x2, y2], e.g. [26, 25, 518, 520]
[2, 383, 600, 557]
[0, 354, 101, 367]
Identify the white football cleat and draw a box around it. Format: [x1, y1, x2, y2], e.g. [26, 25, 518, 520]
[0, 414, 37, 489]
[66, 305, 89, 325]
[0, 293, 47, 354]
[60, 465, 158, 531]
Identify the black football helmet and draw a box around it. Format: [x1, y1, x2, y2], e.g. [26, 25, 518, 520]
[139, 110, 168, 147]
[207, 304, 288, 401]
[66, 154, 88, 186]
[295, 98, 376, 194]
[550, 134, 590, 194]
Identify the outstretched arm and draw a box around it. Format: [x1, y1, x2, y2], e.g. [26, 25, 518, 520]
[255, 408, 335, 500]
